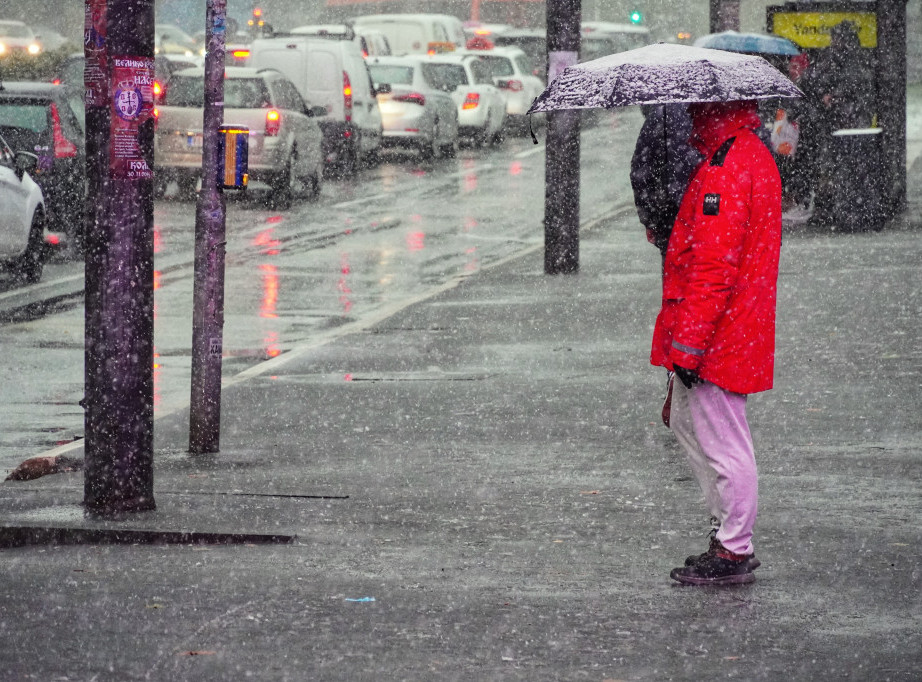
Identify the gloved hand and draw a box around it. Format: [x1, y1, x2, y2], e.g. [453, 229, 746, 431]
[673, 364, 700, 389]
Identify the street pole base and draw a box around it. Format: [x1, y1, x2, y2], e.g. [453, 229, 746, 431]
[84, 495, 156, 518]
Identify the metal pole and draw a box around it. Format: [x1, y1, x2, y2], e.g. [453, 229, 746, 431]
[83, 0, 156, 514]
[189, 0, 228, 455]
[544, 0, 581, 275]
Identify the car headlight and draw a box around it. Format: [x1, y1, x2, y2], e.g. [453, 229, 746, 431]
[0, 42, 7, 56]
[28, 43, 42, 55]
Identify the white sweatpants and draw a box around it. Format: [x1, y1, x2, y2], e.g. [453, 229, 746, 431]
[670, 379, 758, 556]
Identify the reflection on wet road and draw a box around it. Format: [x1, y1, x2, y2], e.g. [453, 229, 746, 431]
[0, 111, 642, 470]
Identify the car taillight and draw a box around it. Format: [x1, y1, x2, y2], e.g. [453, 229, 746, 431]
[506, 79, 524, 92]
[265, 109, 281, 136]
[462, 92, 480, 110]
[232, 49, 250, 59]
[393, 92, 426, 106]
[343, 71, 353, 122]
[50, 103, 77, 158]
[153, 80, 163, 102]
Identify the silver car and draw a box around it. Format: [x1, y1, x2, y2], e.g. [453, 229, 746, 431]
[473, 46, 546, 131]
[367, 55, 459, 159]
[0, 134, 46, 284]
[154, 66, 325, 207]
[424, 53, 506, 147]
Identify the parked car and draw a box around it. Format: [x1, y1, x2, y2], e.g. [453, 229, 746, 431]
[472, 46, 545, 132]
[491, 28, 547, 81]
[0, 132, 47, 284]
[249, 34, 383, 174]
[291, 24, 392, 58]
[351, 14, 466, 56]
[30, 26, 73, 52]
[424, 53, 506, 146]
[0, 20, 42, 56]
[580, 22, 651, 57]
[0, 81, 85, 247]
[155, 23, 202, 58]
[154, 66, 325, 208]
[367, 55, 459, 158]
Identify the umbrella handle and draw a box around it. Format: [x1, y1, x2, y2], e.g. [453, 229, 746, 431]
[528, 113, 538, 145]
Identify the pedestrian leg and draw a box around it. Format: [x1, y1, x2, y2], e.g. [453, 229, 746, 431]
[686, 382, 758, 556]
[669, 380, 722, 524]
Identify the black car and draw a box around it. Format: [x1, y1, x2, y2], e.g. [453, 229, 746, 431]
[0, 81, 85, 247]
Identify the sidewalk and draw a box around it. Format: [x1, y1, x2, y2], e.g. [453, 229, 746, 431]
[1, 197, 921, 680]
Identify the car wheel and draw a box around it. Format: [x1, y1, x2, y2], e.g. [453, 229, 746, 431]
[177, 174, 198, 201]
[441, 136, 459, 158]
[12, 212, 46, 285]
[305, 165, 323, 202]
[270, 151, 295, 210]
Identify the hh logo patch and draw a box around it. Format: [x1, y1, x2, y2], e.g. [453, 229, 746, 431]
[703, 193, 721, 216]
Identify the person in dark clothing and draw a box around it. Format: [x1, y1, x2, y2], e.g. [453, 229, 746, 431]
[798, 21, 876, 225]
[630, 104, 703, 259]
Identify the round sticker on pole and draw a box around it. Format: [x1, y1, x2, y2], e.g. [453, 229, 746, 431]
[114, 83, 144, 121]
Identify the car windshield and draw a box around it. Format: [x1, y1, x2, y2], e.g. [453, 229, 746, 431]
[368, 64, 414, 86]
[0, 23, 32, 38]
[477, 55, 514, 78]
[422, 63, 468, 91]
[164, 76, 271, 108]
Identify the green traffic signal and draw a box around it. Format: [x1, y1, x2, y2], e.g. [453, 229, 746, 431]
[630, 10, 643, 24]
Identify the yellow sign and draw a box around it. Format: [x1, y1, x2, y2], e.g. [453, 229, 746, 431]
[772, 12, 877, 49]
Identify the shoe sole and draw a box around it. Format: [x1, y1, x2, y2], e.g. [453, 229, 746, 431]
[670, 568, 756, 585]
[685, 555, 761, 570]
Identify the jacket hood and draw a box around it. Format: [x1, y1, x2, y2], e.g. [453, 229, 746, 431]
[688, 101, 762, 155]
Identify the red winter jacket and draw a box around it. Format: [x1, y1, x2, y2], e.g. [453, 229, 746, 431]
[651, 102, 782, 395]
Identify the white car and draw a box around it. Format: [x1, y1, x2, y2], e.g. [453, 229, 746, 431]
[0, 20, 41, 56]
[154, 67, 325, 207]
[424, 53, 506, 146]
[0, 134, 46, 284]
[473, 46, 545, 131]
[367, 55, 459, 159]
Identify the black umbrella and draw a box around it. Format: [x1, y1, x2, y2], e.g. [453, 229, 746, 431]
[528, 43, 802, 114]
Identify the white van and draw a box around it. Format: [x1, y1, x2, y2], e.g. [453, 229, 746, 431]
[250, 35, 383, 173]
[350, 14, 466, 56]
[290, 24, 392, 58]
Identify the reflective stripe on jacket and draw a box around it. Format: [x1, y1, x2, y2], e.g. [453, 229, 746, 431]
[651, 104, 782, 395]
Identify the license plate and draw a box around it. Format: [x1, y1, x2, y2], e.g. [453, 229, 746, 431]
[185, 133, 203, 149]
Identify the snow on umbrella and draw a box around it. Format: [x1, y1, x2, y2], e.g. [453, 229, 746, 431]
[527, 42, 802, 114]
[693, 31, 802, 56]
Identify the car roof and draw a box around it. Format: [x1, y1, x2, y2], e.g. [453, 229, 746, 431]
[0, 81, 60, 99]
[495, 28, 545, 38]
[353, 13, 460, 23]
[478, 46, 524, 59]
[172, 65, 269, 78]
[368, 55, 424, 66]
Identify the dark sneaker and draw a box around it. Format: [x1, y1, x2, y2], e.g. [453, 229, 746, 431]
[671, 548, 757, 585]
[684, 531, 761, 570]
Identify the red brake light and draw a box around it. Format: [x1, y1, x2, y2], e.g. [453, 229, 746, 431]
[265, 109, 281, 136]
[507, 79, 524, 92]
[343, 71, 353, 121]
[462, 92, 480, 110]
[233, 49, 250, 58]
[393, 92, 426, 106]
[50, 103, 77, 158]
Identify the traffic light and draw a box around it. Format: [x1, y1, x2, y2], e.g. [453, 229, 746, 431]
[629, 10, 643, 24]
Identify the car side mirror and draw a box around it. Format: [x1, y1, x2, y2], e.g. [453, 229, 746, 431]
[14, 152, 38, 180]
[373, 83, 392, 96]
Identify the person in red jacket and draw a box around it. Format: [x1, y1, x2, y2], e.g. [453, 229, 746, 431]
[651, 99, 782, 586]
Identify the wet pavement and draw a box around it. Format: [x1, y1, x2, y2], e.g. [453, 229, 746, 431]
[1, 171, 921, 679]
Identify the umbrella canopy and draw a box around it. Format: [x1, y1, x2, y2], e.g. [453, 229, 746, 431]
[693, 30, 801, 56]
[528, 43, 802, 114]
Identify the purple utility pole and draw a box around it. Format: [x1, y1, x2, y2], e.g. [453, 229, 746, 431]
[189, 0, 229, 455]
[83, 0, 156, 514]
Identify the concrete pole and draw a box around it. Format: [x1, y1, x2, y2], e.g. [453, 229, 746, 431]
[876, 0, 908, 216]
[189, 0, 229, 455]
[709, 0, 741, 33]
[83, 0, 156, 514]
[544, 0, 581, 275]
